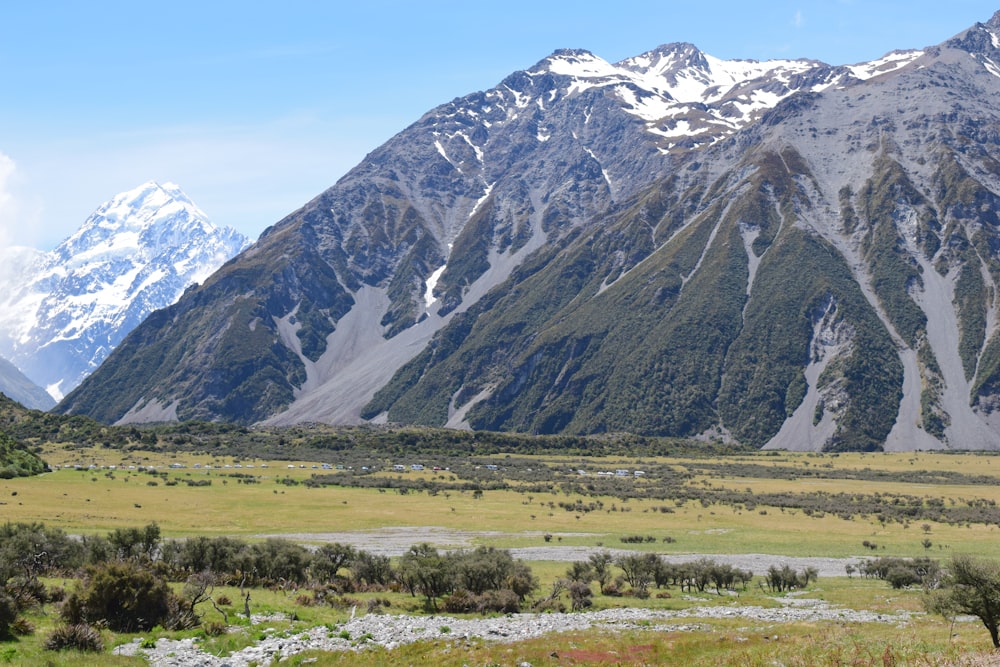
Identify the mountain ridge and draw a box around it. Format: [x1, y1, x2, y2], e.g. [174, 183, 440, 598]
[58, 12, 1000, 451]
[0, 357, 54, 410]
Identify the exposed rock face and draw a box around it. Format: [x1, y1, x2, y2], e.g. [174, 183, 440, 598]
[58, 12, 1000, 451]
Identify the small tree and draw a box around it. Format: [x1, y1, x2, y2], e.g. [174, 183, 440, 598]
[926, 554, 1000, 648]
[567, 580, 593, 610]
[398, 544, 452, 611]
[566, 560, 594, 584]
[588, 551, 614, 592]
[311, 543, 356, 583]
[616, 553, 659, 597]
[351, 550, 394, 588]
[107, 522, 161, 562]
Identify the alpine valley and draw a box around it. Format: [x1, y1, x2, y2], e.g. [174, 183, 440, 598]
[55, 12, 1000, 452]
[0, 182, 249, 407]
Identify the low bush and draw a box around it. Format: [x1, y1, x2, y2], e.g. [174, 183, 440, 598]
[9, 616, 33, 636]
[0, 593, 16, 639]
[67, 561, 172, 632]
[202, 620, 227, 637]
[45, 623, 104, 652]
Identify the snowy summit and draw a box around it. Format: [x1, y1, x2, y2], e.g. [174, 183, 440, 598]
[0, 181, 251, 401]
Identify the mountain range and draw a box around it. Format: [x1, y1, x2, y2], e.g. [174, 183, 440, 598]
[0, 181, 249, 406]
[56, 11, 1000, 451]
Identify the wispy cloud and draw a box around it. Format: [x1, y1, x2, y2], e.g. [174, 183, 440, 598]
[794, 10, 805, 29]
[0, 152, 17, 248]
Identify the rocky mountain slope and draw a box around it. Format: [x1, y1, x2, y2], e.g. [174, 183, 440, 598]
[0, 182, 249, 399]
[0, 356, 53, 410]
[58, 13, 1000, 451]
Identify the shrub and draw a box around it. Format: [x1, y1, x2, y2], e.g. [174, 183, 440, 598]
[203, 620, 227, 637]
[567, 581, 593, 611]
[886, 566, 923, 589]
[476, 588, 521, 613]
[442, 589, 477, 614]
[0, 593, 16, 639]
[71, 561, 172, 632]
[45, 624, 104, 652]
[10, 616, 34, 636]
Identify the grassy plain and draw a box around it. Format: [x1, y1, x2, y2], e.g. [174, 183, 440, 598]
[6, 446, 1000, 664]
[3, 446, 999, 560]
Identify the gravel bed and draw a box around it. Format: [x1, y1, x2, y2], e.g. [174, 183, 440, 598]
[114, 598, 918, 666]
[259, 527, 865, 577]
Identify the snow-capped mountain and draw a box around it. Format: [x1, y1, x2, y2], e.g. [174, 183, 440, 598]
[0, 181, 250, 399]
[58, 12, 1000, 452]
[540, 44, 919, 151]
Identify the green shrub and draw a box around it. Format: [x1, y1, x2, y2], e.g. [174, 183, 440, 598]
[0, 593, 16, 639]
[70, 561, 171, 632]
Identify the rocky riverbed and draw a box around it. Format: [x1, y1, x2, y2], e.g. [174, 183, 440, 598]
[257, 527, 866, 577]
[114, 596, 918, 666]
[113, 531, 891, 665]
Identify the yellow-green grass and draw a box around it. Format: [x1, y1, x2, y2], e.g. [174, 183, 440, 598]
[251, 620, 991, 666]
[0, 468, 984, 558]
[3, 448, 1000, 561]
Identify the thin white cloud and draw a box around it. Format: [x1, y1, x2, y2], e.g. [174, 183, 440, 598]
[0, 153, 17, 247]
[794, 10, 805, 29]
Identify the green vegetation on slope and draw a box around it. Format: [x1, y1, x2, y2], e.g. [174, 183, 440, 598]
[0, 397, 48, 477]
[366, 146, 908, 450]
[857, 151, 927, 347]
[0, 430, 46, 478]
[57, 225, 354, 424]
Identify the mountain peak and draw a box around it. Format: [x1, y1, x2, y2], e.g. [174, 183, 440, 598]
[946, 14, 1000, 56]
[100, 180, 201, 222]
[537, 48, 612, 77]
[60, 181, 215, 261]
[0, 181, 250, 399]
[625, 41, 708, 69]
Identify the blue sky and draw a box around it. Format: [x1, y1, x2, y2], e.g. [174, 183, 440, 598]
[1, 1, 997, 249]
